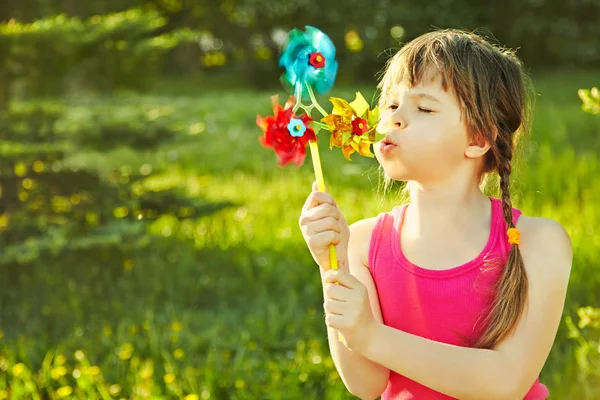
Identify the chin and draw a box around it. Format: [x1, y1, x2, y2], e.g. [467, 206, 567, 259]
[379, 163, 411, 182]
[375, 152, 409, 181]
[386, 171, 410, 182]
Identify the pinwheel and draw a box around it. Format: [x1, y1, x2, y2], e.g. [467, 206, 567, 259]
[257, 95, 317, 167]
[279, 25, 338, 102]
[257, 25, 383, 285]
[322, 92, 380, 160]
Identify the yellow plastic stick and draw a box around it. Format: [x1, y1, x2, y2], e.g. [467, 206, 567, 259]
[309, 141, 338, 270]
[309, 140, 345, 344]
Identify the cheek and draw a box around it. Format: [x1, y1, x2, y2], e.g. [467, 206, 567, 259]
[395, 124, 465, 174]
[413, 119, 466, 160]
[375, 117, 467, 180]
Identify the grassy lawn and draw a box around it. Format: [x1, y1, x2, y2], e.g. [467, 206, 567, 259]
[1, 69, 599, 399]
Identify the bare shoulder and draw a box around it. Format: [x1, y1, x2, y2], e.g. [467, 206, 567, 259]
[347, 217, 379, 268]
[516, 215, 573, 281]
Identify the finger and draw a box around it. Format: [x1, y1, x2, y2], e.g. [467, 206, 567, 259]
[313, 181, 327, 192]
[323, 269, 359, 289]
[302, 203, 341, 223]
[305, 217, 341, 236]
[307, 230, 341, 248]
[325, 314, 346, 330]
[323, 298, 346, 315]
[299, 205, 343, 233]
[323, 281, 350, 301]
[302, 191, 336, 212]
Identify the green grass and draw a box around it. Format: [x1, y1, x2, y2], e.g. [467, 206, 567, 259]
[1, 69, 599, 399]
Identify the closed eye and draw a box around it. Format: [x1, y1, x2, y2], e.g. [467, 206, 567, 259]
[387, 104, 433, 114]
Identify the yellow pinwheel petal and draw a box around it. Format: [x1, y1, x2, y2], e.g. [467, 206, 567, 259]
[322, 114, 337, 129]
[342, 145, 355, 160]
[358, 141, 374, 158]
[349, 92, 370, 118]
[341, 131, 352, 145]
[329, 97, 354, 117]
[329, 130, 344, 149]
[324, 93, 381, 161]
[322, 114, 351, 132]
[368, 105, 380, 125]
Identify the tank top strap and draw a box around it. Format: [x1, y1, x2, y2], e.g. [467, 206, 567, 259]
[512, 206, 523, 226]
[492, 196, 523, 227]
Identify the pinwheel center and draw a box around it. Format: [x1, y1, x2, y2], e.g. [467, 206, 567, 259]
[309, 52, 326, 68]
[352, 117, 368, 136]
[287, 118, 307, 137]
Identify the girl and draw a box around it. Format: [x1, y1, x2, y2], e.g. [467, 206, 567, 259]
[299, 29, 572, 400]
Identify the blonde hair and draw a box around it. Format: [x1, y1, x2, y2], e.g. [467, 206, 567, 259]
[376, 28, 535, 349]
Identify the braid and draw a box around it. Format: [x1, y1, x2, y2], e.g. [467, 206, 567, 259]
[497, 138, 516, 229]
[474, 135, 529, 349]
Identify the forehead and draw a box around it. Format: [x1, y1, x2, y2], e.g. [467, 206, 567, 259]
[387, 73, 451, 101]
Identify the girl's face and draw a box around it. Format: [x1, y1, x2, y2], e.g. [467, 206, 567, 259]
[375, 70, 478, 183]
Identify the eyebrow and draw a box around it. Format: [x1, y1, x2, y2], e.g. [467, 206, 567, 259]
[387, 92, 442, 104]
[411, 93, 441, 103]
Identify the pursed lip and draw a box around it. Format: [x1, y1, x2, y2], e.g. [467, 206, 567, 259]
[382, 135, 398, 146]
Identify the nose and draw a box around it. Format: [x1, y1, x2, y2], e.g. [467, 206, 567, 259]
[391, 108, 405, 129]
[378, 109, 404, 134]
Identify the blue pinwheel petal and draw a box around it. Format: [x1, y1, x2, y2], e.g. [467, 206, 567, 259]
[305, 26, 336, 60]
[279, 29, 311, 68]
[279, 38, 307, 68]
[293, 47, 311, 77]
[279, 26, 337, 100]
[314, 58, 338, 94]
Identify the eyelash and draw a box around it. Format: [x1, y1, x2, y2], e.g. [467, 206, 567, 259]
[387, 104, 434, 114]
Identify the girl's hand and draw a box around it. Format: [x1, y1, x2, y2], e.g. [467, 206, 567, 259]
[322, 268, 377, 353]
[299, 181, 350, 271]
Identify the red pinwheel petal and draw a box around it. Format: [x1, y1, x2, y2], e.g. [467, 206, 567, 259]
[257, 94, 315, 167]
[299, 128, 316, 146]
[259, 134, 270, 149]
[299, 113, 314, 125]
[275, 145, 301, 166]
[256, 115, 273, 133]
[294, 144, 307, 167]
[283, 95, 297, 111]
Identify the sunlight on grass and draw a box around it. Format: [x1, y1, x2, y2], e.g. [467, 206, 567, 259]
[1, 69, 599, 398]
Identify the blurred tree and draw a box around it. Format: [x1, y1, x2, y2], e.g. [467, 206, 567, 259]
[0, 8, 203, 109]
[0, 100, 235, 336]
[1, 0, 600, 91]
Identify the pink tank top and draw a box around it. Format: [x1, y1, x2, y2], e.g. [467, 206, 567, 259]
[368, 196, 549, 399]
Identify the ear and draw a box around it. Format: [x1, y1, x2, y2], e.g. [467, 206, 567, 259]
[465, 132, 493, 159]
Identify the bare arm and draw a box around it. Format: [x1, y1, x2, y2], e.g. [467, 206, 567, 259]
[322, 218, 390, 400]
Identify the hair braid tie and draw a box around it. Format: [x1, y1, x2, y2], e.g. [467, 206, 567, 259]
[507, 227, 520, 246]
